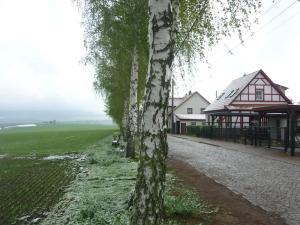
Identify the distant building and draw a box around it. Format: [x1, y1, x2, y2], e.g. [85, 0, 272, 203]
[168, 91, 210, 134]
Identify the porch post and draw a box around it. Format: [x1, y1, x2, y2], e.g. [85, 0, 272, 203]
[289, 109, 296, 156]
[211, 115, 215, 138]
[285, 114, 290, 152]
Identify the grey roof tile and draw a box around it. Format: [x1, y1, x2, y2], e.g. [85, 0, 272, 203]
[204, 70, 260, 112]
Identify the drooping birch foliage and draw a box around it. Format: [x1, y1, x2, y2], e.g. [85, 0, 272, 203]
[81, 0, 148, 132]
[79, 0, 261, 224]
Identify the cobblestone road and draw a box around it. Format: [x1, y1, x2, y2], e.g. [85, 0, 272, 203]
[168, 135, 300, 225]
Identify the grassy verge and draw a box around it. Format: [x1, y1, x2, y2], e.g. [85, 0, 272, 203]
[42, 136, 136, 225]
[165, 175, 219, 225]
[0, 124, 117, 156]
[42, 137, 218, 225]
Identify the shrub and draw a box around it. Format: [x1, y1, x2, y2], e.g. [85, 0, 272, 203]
[187, 125, 201, 136]
[165, 188, 200, 217]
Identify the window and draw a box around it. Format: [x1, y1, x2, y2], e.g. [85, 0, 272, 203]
[191, 122, 196, 126]
[187, 108, 193, 114]
[225, 88, 239, 98]
[216, 92, 225, 100]
[230, 88, 239, 97]
[255, 89, 264, 100]
[200, 108, 205, 113]
[225, 90, 235, 98]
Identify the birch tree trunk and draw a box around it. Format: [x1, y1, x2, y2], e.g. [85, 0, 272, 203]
[121, 99, 129, 143]
[126, 46, 139, 158]
[130, 0, 177, 224]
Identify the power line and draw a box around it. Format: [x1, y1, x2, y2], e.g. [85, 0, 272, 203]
[264, 10, 300, 36]
[210, 0, 299, 65]
[174, 0, 288, 64]
[260, 0, 283, 18]
[205, 0, 285, 59]
[255, 0, 298, 34]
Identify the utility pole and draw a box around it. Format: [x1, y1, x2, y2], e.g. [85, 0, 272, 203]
[171, 79, 175, 134]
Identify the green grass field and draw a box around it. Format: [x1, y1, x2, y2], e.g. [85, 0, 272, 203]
[0, 124, 117, 156]
[0, 124, 215, 225]
[0, 158, 78, 224]
[0, 124, 116, 225]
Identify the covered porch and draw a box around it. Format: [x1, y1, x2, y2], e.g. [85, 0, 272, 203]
[253, 104, 300, 156]
[198, 105, 300, 156]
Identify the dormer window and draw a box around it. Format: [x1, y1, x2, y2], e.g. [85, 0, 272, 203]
[255, 89, 264, 100]
[230, 88, 239, 97]
[225, 88, 239, 98]
[226, 90, 235, 98]
[187, 108, 193, 114]
[216, 92, 225, 100]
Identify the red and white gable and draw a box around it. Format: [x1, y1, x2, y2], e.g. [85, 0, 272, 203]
[231, 71, 291, 107]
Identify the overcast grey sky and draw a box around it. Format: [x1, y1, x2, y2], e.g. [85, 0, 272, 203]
[0, 0, 299, 121]
[175, 0, 300, 104]
[0, 0, 105, 116]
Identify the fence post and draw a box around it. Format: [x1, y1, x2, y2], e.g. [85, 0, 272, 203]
[254, 127, 257, 147]
[250, 127, 253, 145]
[268, 127, 271, 148]
[258, 127, 264, 146]
[233, 128, 236, 143]
[284, 127, 289, 152]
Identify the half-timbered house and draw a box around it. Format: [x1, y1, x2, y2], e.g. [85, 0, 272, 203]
[204, 69, 292, 128]
[203, 69, 300, 156]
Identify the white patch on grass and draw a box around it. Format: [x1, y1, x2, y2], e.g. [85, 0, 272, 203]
[4, 124, 37, 129]
[43, 154, 86, 161]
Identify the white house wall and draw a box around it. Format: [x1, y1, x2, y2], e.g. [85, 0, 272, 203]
[174, 93, 209, 115]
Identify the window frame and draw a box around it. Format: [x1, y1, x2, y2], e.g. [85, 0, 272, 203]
[255, 89, 264, 101]
[187, 108, 193, 114]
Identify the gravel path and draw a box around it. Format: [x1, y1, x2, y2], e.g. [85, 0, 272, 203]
[168, 135, 300, 225]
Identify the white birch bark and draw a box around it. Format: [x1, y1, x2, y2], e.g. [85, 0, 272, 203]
[121, 99, 129, 143]
[172, 0, 179, 35]
[126, 46, 139, 158]
[130, 0, 178, 224]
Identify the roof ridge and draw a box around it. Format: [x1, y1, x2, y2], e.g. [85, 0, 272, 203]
[170, 91, 209, 113]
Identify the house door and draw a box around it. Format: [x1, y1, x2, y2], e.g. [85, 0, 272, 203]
[176, 121, 180, 134]
[181, 123, 186, 135]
